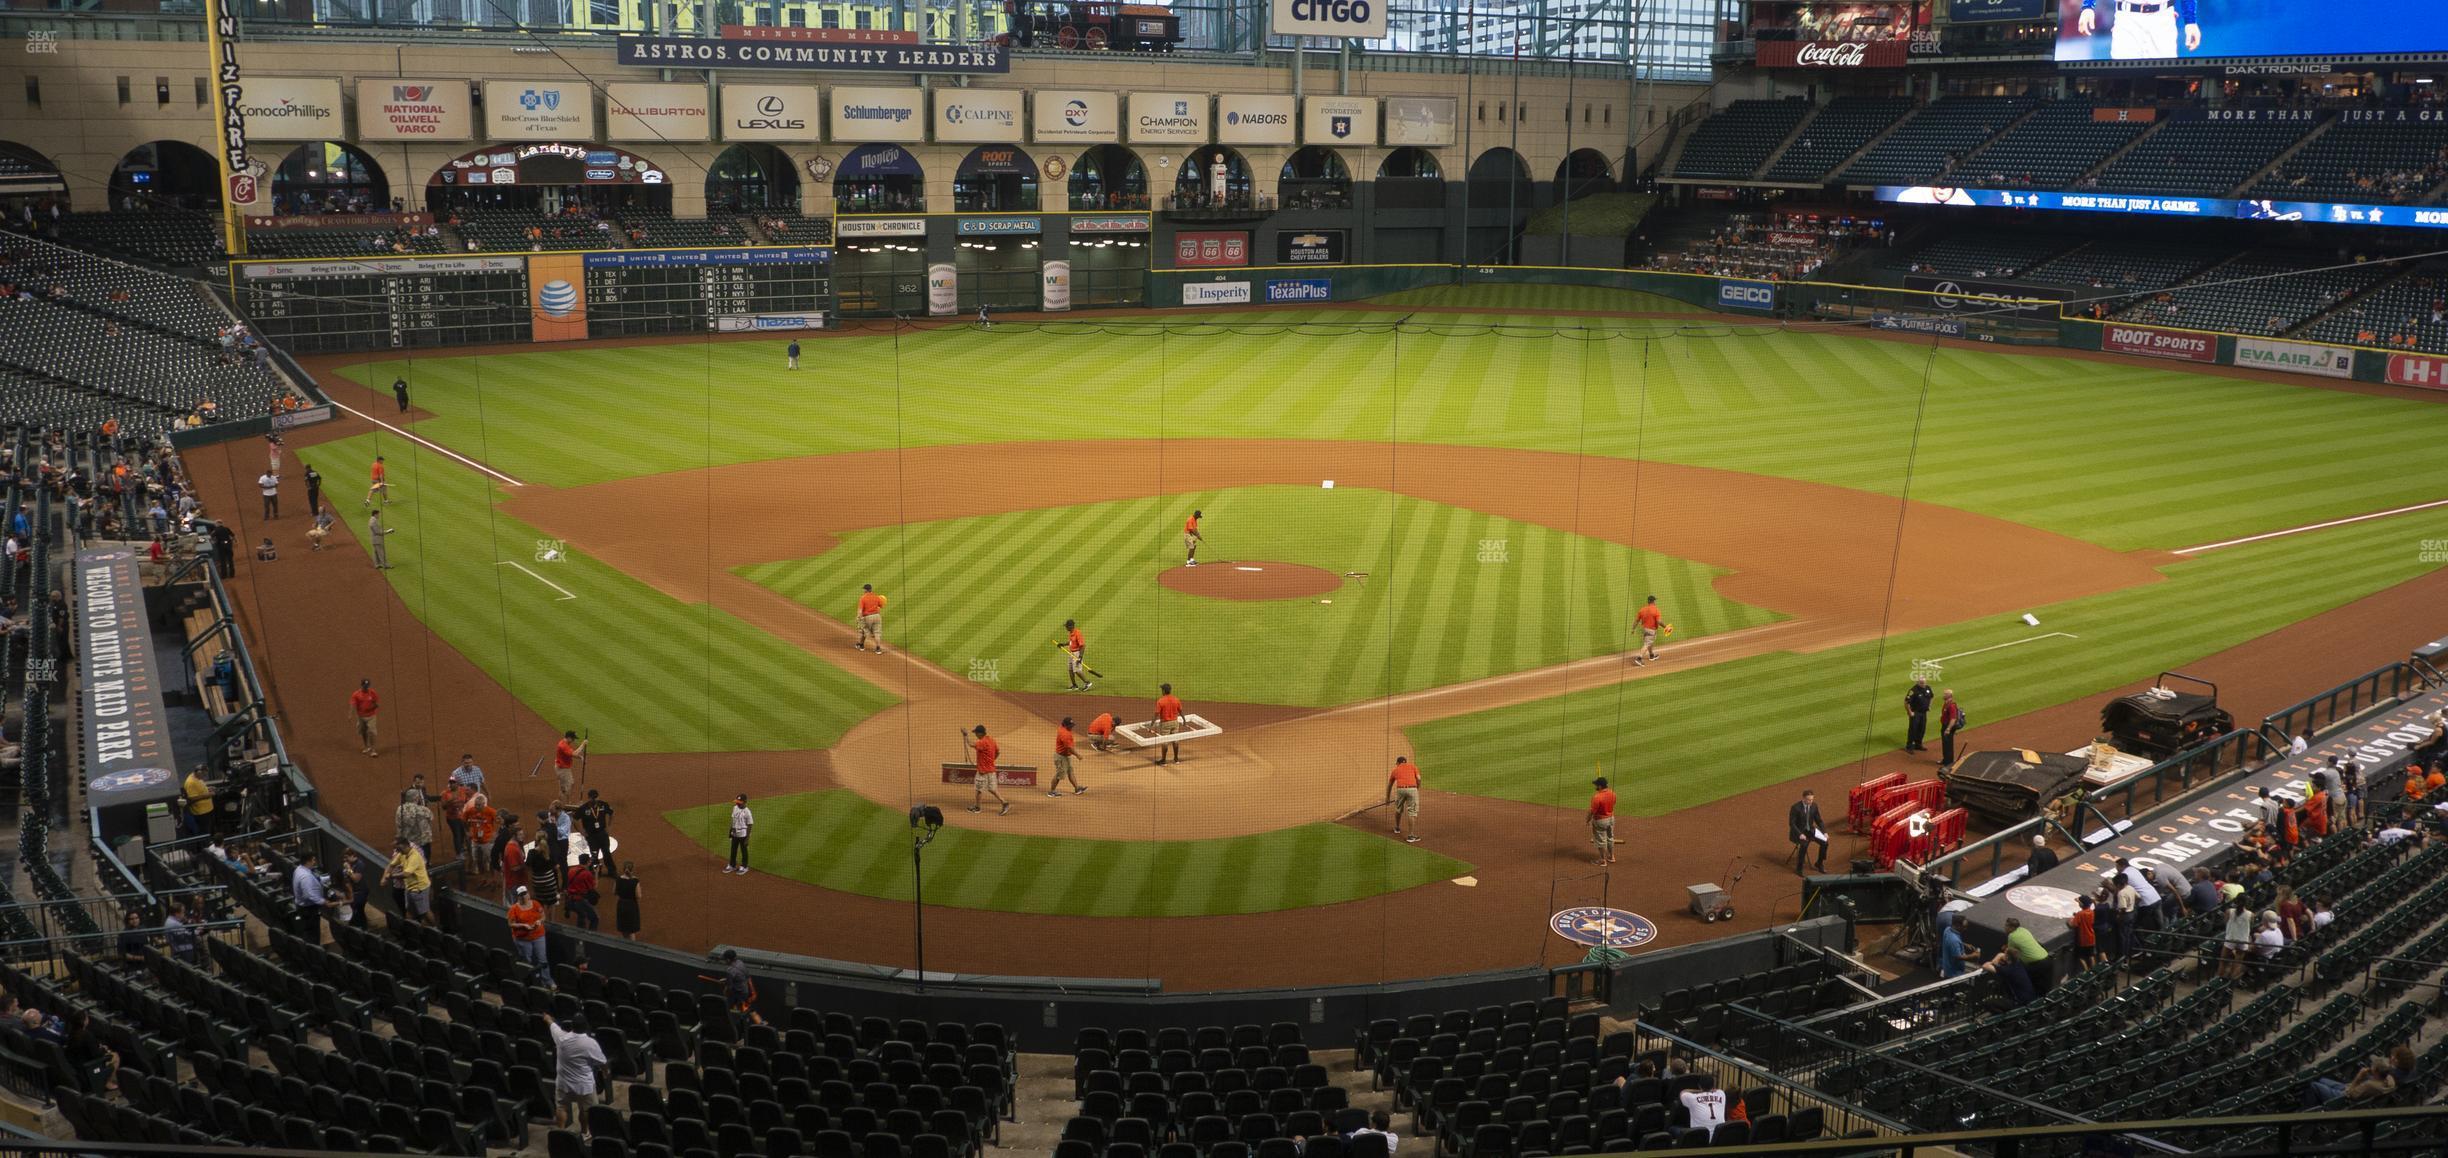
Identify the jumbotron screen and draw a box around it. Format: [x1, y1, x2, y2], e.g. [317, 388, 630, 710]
[2053, 0, 2448, 62]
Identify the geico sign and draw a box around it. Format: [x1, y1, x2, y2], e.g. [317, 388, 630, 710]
[1717, 281, 1775, 310]
[1271, 0, 1386, 38]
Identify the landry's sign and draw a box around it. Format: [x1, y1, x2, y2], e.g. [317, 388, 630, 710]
[617, 35, 1010, 74]
[1757, 40, 1909, 68]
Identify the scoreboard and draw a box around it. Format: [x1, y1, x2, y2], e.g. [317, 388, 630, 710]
[234, 256, 529, 354]
[233, 247, 834, 352]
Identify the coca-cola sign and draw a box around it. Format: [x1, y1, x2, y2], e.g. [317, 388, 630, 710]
[1758, 39, 1908, 68]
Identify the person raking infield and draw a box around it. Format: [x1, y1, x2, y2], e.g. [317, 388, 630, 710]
[1183, 509, 1204, 567]
[1061, 619, 1097, 690]
[962, 725, 1012, 815]
[553, 730, 589, 799]
[1386, 756, 1423, 843]
[1151, 684, 1186, 765]
[365, 455, 390, 507]
[853, 584, 886, 653]
[1633, 595, 1667, 666]
[1048, 717, 1086, 797]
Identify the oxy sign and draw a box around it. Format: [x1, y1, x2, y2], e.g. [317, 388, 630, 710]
[1271, 0, 1386, 39]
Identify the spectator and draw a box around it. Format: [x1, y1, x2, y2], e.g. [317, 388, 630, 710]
[1676, 1072, 1728, 1138]
[180, 766, 215, 838]
[547, 1012, 610, 1137]
[2067, 895, 2098, 973]
[384, 838, 432, 926]
[1937, 913, 1978, 979]
[2103, 871, 2139, 959]
[614, 860, 642, 941]
[2186, 868, 2223, 915]
[2275, 884, 2309, 941]
[162, 901, 198, 964]
[290, 851, 333, 941]
[394, 791, 433, 864]
[497, 818, 530, 900]
[564, 855, 600, 931]
[60, 1011, 118, 1093]
[2026, 833, 2058, 876]
[2310, 896, 2336, 932]
[464, 792, 499, 880]
[527, 838, 562, 906]
[2305, 1056, 2396, 1108]
[441, 780, 472, 861]
[115, 912, 148, 966]
[343, 851, 372, 929]
[20, 1008, 61, 1046]
[506, 886, 550, 985]
[575, 789, 614, 859]
[2253, 911, 2288, 963]
[448, 753, 486, 793]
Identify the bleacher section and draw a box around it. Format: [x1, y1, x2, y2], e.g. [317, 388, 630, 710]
[1762, 97, 1914, 184]
[1837, 97, 2036, 187]
[461, 208, 618, 252]
[619, 208, 740, 248]
[2018, 241, 2226, 293]
[2252, 118, 2448, 202]
[1671, 98, 1811, 181]
[245, 229, 447, 259]
[1897, 234, 2072, 278]
[1942, 101, 2152, 189]
[2117, 252, 2395, 336]
[2298, 266, 2448, 351]
[2093, 115, 2318, 196]
[46, 213, 218, 268]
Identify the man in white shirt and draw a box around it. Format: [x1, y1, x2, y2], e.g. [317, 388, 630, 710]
[2253, 913, 2287, 960]
[1677, 1073, 1729, 1138]
[2290, 730, 2310, 756]
[257, 470, 280, 520]
[726, 795, 754, 875]
[1346, 1110, 1399, 1154]
[547, 1013, 610, 1137]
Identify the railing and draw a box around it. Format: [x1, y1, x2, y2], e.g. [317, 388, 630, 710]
[2263, 661, 2426, 752]
[1788, 969, 1988, 1049]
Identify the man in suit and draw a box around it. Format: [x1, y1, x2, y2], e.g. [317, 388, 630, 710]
[1789, 789, 1829, 876]
[1904, 677, 1935, 753]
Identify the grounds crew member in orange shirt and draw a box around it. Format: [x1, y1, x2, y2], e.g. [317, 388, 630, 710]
[1086, 711, 1118, 753]
[1183, 510, 1204, 567]
[854, 584, 886, 653]
[1152, 683, 1187, 765]
[553, 730, 587, 799]
[349, 678, 381, 757]
[1588, 777, 1618, 866]
[1049, 717, 1086, 796]
[1064, 619, 1092, 691]
[1387, 757, 1423, 843]
[963, 725, 1011, 816]
[1633, 595, 1665, 666]
[365, 455, 390, 507]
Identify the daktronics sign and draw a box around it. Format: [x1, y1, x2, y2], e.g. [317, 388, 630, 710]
[1716, 279, 1775, 311]
[2386, 353, 2448, 391]
[1757, 40, 1909, 68]
[2103, 324, 2217, 364]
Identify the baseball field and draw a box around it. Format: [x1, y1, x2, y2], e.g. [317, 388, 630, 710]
[195, 288, 2448, 986]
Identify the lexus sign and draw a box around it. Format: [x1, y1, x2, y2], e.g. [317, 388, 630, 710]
[1758, 40, 1908, 68]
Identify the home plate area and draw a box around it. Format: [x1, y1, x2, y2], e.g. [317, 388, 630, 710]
[1158, 561, 1343, 601]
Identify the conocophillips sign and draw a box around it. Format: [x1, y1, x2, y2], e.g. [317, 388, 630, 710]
[1271, 0, 1386, 40]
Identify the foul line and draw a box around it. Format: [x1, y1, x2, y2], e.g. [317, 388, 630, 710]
[2174, 497, 2448, 555]
[1918, 632, 2078, 666]
[325, 398, 527, 487]
[496, 560, 577, 600]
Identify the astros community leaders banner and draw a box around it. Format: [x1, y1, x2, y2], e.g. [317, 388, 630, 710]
[617, 35, 1009, 73]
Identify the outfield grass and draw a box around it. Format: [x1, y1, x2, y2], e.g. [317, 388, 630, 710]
[663, 790, 1471, 916]
[739, 486, 1780, 706]
[294, 435, 898, 753]
[1406, 504, 2448, 815]
[332, 317, 2448, 552]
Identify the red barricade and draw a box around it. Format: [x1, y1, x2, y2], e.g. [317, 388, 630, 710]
[1849, 772, 1907, 834]
[1868, 801, 1930, 870]
[1874, 778, 1948, 817]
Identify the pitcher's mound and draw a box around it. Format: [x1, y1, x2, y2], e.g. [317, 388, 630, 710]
[1161, 562, 1342, 601]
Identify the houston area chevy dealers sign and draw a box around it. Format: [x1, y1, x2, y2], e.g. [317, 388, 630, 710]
[2103, 324, 2216, 363]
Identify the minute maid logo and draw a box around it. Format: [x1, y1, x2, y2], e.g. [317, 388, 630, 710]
[519, 88, 561, 112]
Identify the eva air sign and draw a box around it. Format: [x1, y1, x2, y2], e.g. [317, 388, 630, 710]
[1273, 0, 1385, 39]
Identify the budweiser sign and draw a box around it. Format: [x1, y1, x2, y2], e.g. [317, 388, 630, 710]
[1758, 39, 1908, 68]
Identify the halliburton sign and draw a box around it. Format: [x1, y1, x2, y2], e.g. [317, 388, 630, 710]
[1757, 40, 1908, 68]
[2103, 324, 2217, 363]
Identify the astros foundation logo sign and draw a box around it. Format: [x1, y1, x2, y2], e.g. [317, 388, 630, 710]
[1549, 907, 1657, 949]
